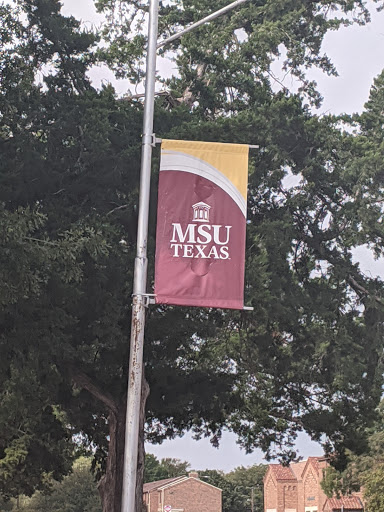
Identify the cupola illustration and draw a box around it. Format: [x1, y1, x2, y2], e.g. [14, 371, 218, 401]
[192, 202, 211, 222]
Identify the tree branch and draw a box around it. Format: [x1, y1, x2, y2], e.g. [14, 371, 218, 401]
[294, 219, 384, 306]
[69, 367, 119, 416]
[347, 275, 384, 305]
[107, 204, 130, 216]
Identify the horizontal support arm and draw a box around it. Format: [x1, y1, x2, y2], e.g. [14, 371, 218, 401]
[157, 0, 250, 49]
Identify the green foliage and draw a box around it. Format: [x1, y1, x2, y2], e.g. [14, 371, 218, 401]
[0, 457, 102, 512]
[363, 464, 384, 512]
[0, 375, 74, 499]
[320, 401, 384, 500]
[226, 465, 266, 512]
[144, 455, 190, 482]
[199, 465, 266, 512]
[97, 0, 369, 106]
[0, 0, 140, 498]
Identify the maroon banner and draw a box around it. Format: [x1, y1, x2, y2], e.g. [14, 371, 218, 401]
[154, 140, 249, 309]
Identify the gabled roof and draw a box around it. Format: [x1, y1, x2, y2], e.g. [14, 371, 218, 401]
[269, 464, 296, 481]
[301, 456, 326, 478]
[325, 496, 363, 510]
[290, 461, 307, 481]
[265, 457, 327, 484]
[307, 456, 320, 474]
[143, 477, 186, 493]
[143, 475, 222, 494]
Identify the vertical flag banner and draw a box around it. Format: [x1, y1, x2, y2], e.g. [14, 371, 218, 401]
[154, 139, 249, 309]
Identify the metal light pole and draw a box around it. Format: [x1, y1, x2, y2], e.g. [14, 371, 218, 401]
[121, 0, 251, 510]
[121, 0, 159, 510]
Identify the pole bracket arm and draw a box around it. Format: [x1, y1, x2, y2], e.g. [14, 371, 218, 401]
[142, 133, 162, 147]
[132, 293, 157, 307]
[144, 293, 157, 306]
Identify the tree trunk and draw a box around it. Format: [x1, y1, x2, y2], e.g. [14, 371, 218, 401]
[98, 376, 150, 512]
[98, 406, 126, 512]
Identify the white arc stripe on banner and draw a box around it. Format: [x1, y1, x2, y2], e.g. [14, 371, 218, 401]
[160, 150, 247, 217]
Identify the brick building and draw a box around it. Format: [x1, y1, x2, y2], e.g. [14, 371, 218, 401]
[264, 457, 364, 512]
[143, 472, 222, 512]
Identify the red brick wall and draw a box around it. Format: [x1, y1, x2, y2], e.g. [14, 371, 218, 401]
[303, 467, 319, 510]
[150, 479, 221, 512]
[317, 461, 328, 512]
[282, 483, 298, 511]
[148, 490, 161, 512]
[264, 473, 278, 512]
[264, 473, 297, 512]
[277, 481, 297, 512]
[297, 476, 304, 512]
[302, 463, 329, 512]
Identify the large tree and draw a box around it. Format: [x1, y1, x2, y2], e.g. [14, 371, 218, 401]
[1, 1, 384, 512]
[319, 66, 384, 487]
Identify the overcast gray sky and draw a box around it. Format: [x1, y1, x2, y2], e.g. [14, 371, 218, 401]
[61, 0, 384, 471]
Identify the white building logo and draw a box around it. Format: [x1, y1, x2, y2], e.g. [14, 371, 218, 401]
[169, 203, 231, 260]
[192, 202, 211, 222]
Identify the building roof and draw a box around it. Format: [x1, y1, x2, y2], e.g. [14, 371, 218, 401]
[290, 461, 307, 481]
[300, 456, 323, 478]
[267, 457, 327, 483]
[143, 474, 222, 494]
[325, 496, 363, 510]
[269, 464, 296, 481]
[308, 456, 321, 473]
[143, 477, 186, 493]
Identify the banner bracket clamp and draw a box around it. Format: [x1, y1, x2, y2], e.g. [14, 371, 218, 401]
[142, 134, 162, 147]
[152, 134, 162, 147]
[131, 293, 156, 307]
[144, 293, 157, 307]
